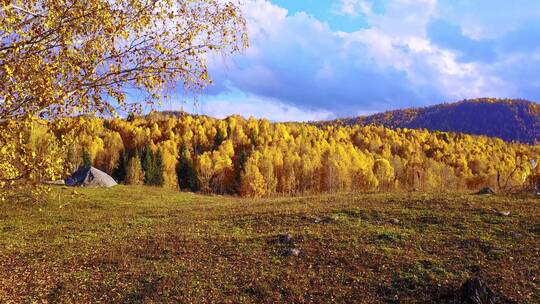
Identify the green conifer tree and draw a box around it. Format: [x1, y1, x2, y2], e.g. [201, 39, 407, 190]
[176, 144, 199, 191]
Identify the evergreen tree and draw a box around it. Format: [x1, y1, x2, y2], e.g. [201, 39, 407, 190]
[141, 146, 153, 185]
[141, 146, 152, 182]
[154, 149, 164, 186]
[177, 144, 199, 191]
[112, 150, 131, 183]
[141, 145, 164, 186]
[233, 148, 249, 194]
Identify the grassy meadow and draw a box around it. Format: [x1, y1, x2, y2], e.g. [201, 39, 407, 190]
[0, 186, 539, 303]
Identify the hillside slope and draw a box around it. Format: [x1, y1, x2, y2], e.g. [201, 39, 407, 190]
[330, 99, 540, 144]
[1, 186, 538, 303]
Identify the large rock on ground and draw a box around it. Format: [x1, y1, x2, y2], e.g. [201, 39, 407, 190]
[64, 166, 117, 187]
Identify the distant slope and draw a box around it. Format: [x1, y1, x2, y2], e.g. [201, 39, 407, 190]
[327, 98, 540, 144]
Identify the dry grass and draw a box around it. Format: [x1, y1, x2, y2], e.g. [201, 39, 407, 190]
[0, 186, 538, 303]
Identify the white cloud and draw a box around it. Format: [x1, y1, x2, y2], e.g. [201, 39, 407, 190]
[339, 0, 359, 16]
[182, 0, 540, 118]
[242, 0, 288, 39]
[436, 0, 540, 39]
[167, 94, 334, 122]
[200, 98, 333, 122]
[368, 0, 437, 37]
[341, 25, 511, 100]
[333, 0, 373, 17]
[338, 0, 516, 100]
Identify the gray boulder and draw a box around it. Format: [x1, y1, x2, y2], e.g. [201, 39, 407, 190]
[64, 166, 117, 187]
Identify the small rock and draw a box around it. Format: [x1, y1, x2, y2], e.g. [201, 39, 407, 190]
[531, 225, 540, 235]
[390, 218, 400, 224]
[477, 187, 495, 195]
[277, 234, 294, 245]
[511, 232, 523, 240]
[487, 249, 505, 260]
[492, 208, 511, 216]
[287, 248, 301, 256]
[313, 216, 322, 224]
[459, 276, 497, 304]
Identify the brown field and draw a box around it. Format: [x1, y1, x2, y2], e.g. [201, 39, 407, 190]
[0, 186, 538, 303]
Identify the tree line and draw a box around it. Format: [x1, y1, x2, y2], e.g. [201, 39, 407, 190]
[34, 112, 538, 196]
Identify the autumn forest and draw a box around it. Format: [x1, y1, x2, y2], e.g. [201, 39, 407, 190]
[4, 111, 536, 198]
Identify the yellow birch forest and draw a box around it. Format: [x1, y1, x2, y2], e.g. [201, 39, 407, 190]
[3, 112, 539, 197]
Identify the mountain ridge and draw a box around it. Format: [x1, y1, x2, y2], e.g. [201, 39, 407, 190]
[319, 98, 540, 144]
[151, 98, 540, 144]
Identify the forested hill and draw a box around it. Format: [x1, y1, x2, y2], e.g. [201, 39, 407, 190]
[322, 99, 540, 144]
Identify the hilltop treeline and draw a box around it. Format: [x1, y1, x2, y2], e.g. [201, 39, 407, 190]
[21, 112, 535, 196]
[324, 99, 540, 144]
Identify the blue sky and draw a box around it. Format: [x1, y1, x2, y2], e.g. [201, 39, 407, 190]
[168, 0, 540, 121]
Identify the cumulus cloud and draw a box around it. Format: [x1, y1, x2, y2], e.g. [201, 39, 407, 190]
[162, 89, 334, 122]
[199, 98, 334, 122]
[170, 0, 540, 118]
[436, 0, 540, 39]
[333, 0, 373, 17]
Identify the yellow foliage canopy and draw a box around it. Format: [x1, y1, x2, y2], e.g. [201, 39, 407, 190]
[7, 114, 537, 198]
